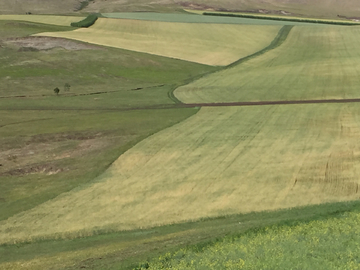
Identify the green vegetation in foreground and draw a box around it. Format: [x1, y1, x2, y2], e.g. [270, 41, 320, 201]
[70, 13, 98, 27]
[101, 12, 325, 26]
[1, 200, 360, 270]
[203, 11, 360, 26]
[175, 26, 360, 103]
[137, 202, 360, 270]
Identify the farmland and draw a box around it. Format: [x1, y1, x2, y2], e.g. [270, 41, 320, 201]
[2, 4, 360, 269]
[35, 18, 282, 65]
[175, 26, 360, 103]
[2, 103, 360, 245]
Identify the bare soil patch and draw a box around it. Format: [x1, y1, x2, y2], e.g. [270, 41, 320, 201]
[0, 131, 118, 177]
[4, 36, 100, 51]
[0, 163, 64, 176]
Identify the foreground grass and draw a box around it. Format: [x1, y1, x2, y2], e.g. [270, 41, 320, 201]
[36, 18, 282, 66]
[138, 203, 360, 270]
[175, 26, 360, 103]
[1, 200, 360, 269]
[2, 103, 360, 245]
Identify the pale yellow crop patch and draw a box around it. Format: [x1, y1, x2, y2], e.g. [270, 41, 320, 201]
[175, 26, 360, 103]
[34, 18, 281, 65]
[1, 103, 360, 244]
[0, 15, 84, 26]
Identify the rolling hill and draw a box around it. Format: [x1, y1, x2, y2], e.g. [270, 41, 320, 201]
[1, 0, 360, 20]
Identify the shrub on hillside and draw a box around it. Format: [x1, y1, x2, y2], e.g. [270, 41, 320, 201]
[71, 13, 98, 28]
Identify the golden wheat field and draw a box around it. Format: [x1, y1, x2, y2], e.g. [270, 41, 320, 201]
[1, 103, 360, 244]
[35, 18, 282, 65]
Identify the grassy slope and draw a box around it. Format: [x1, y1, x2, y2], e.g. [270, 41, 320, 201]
[2, 200, 360, 269]
[2, 103, 360, 244]
[2, 9, 360, 270]
[175, 26, 360, 103]
[140, 205, 360, 269]
[0, 20, 215, 223]
[37, 18, 281, 66]
[1, 0, 360, 20]
[0, 0, 80, 14]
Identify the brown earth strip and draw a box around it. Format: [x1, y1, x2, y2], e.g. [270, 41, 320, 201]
[3, 98, 360, 113]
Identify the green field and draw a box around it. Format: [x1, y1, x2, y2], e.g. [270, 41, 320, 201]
[175, 26, 360, 103]
[2, 103, 360, 245]
[36, 18, 282, 66]
[139, 207, 360, 269]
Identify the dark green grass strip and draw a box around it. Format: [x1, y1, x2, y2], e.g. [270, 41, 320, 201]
[203, 12, 360, 26]
[70, 13, 98, 28]
[170, 25, 292, 101]
[132, 200, 360, 270]
[226, 25, 293, 69]
[2, 200, 360, 269]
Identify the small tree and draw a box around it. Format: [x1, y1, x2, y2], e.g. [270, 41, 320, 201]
[64, 83, 71, 92]
[54, 87, 60, 95]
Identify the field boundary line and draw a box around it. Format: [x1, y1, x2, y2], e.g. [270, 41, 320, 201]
[226, 25, 293, 69]
[173, 25, 293, 101]
[184, 98, 360, 107]
[4, 98, 360, 112]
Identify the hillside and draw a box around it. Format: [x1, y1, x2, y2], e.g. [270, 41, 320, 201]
[2, 0, 360, 19]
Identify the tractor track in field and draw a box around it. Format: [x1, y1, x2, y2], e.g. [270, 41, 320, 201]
[2, 98, 360, 112]
[184, 98, 360, 107]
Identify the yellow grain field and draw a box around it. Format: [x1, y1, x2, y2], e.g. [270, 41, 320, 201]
[175, 26, 360, 103]
[0, 15, 84, 26]
[34, 18, 282, 65]
[1, 103, 360, 244]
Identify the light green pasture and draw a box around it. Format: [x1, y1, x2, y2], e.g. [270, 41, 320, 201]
[175, 26, 360, 103]
[2, 103, 360, 244]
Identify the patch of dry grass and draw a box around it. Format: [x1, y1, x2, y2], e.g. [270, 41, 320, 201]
[35, 18, 281, 65]
[2, 103, 360, 244]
